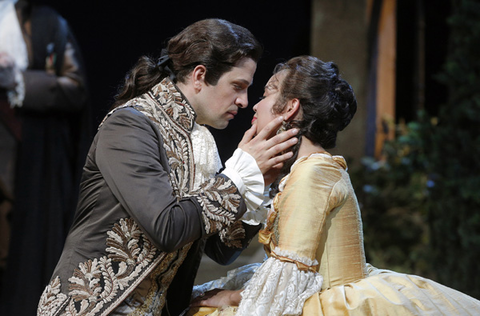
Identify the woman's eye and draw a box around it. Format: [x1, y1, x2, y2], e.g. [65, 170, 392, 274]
[259, 96, 265, 101]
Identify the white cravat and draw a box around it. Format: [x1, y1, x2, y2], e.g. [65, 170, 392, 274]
[190, 123, 223, 190]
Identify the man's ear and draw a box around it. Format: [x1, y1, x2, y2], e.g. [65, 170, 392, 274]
[191, 65, 207, 92]
[284, 98, 301, 121]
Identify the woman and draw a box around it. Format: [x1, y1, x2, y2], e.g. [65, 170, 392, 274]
[189, 56, 480, 315]
[37, 19, 298, 316]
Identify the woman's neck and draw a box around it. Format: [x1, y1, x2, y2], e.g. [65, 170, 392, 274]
[297, 136, 326, 158]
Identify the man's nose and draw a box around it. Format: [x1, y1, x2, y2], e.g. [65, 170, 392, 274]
[235, 93, 248, 109]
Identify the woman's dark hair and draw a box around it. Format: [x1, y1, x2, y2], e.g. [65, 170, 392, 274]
[111, 19, 262, 109]
[270, 56, 357, 197]
[274, 55, 357, 149]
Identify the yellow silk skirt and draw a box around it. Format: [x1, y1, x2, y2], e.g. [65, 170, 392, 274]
[186, 306, 237, 316]
[187, 268, 480, 315]
[303, 267, 480, 315]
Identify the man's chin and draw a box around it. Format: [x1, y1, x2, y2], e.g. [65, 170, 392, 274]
[208, 122, 229, 130]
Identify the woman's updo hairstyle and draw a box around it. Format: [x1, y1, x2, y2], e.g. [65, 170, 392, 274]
[112, 18, 262, 109]
[274, 56, 357, 149]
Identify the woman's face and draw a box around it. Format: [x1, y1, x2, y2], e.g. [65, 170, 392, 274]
[252, 71, 287, 133]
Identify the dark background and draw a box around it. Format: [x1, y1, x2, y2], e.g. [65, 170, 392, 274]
[43, 0, 312, 161]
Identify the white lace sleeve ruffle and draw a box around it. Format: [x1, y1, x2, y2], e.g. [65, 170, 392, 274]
[222, 148, 269, 226]
[235, 250, 323, 316]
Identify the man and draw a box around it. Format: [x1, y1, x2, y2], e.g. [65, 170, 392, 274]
[38, 19, 297, 315]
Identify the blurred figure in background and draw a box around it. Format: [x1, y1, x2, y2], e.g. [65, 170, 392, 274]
[0, 0, 91, 315]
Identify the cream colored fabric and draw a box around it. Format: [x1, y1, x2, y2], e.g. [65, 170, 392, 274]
[304, 264, 480, 315]
[190, 153, 480, 315]
[188, 306, 237, 316]
[271, 153, 367, 288]
[191, 123, 223, 189]
[236, 255, 322, 315]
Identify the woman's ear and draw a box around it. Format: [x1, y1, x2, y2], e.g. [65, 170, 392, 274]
[284, 98, 301, 121]
[191, 65, 207, 92]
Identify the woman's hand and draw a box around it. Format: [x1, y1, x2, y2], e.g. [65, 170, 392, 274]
[239, 117, 298, 185]
[190, 289, 243, 307]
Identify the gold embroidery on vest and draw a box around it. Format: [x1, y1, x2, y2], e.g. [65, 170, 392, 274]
[195, 177, 241, 234]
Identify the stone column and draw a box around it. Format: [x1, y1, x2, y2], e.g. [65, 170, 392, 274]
[311, 0, 369, 165]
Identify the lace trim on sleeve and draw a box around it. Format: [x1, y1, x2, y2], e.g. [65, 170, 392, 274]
[240, 186, 271, 227]
[222, 148, 268, 225]
[236, 256, 323, 316]
[271, 246, 319, 270]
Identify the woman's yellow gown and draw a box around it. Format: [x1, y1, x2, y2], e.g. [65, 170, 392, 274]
[189, 153, 480, 315]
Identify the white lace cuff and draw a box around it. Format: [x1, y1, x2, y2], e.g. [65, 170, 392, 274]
[7, 69, 25, 108]
[222, 148, 267, 225]
[236, 256, 323, 316]
[241, 186, 271, 226]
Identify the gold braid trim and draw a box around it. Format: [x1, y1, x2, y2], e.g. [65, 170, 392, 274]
[268, 251, 319, 273]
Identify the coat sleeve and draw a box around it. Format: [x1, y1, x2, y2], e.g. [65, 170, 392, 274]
[95, 108, 247, 253]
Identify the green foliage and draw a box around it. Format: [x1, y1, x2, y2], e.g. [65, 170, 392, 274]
[351, 119, 432, 276]
[353, 0, 480, 299]
[425, 0, 480, 299]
